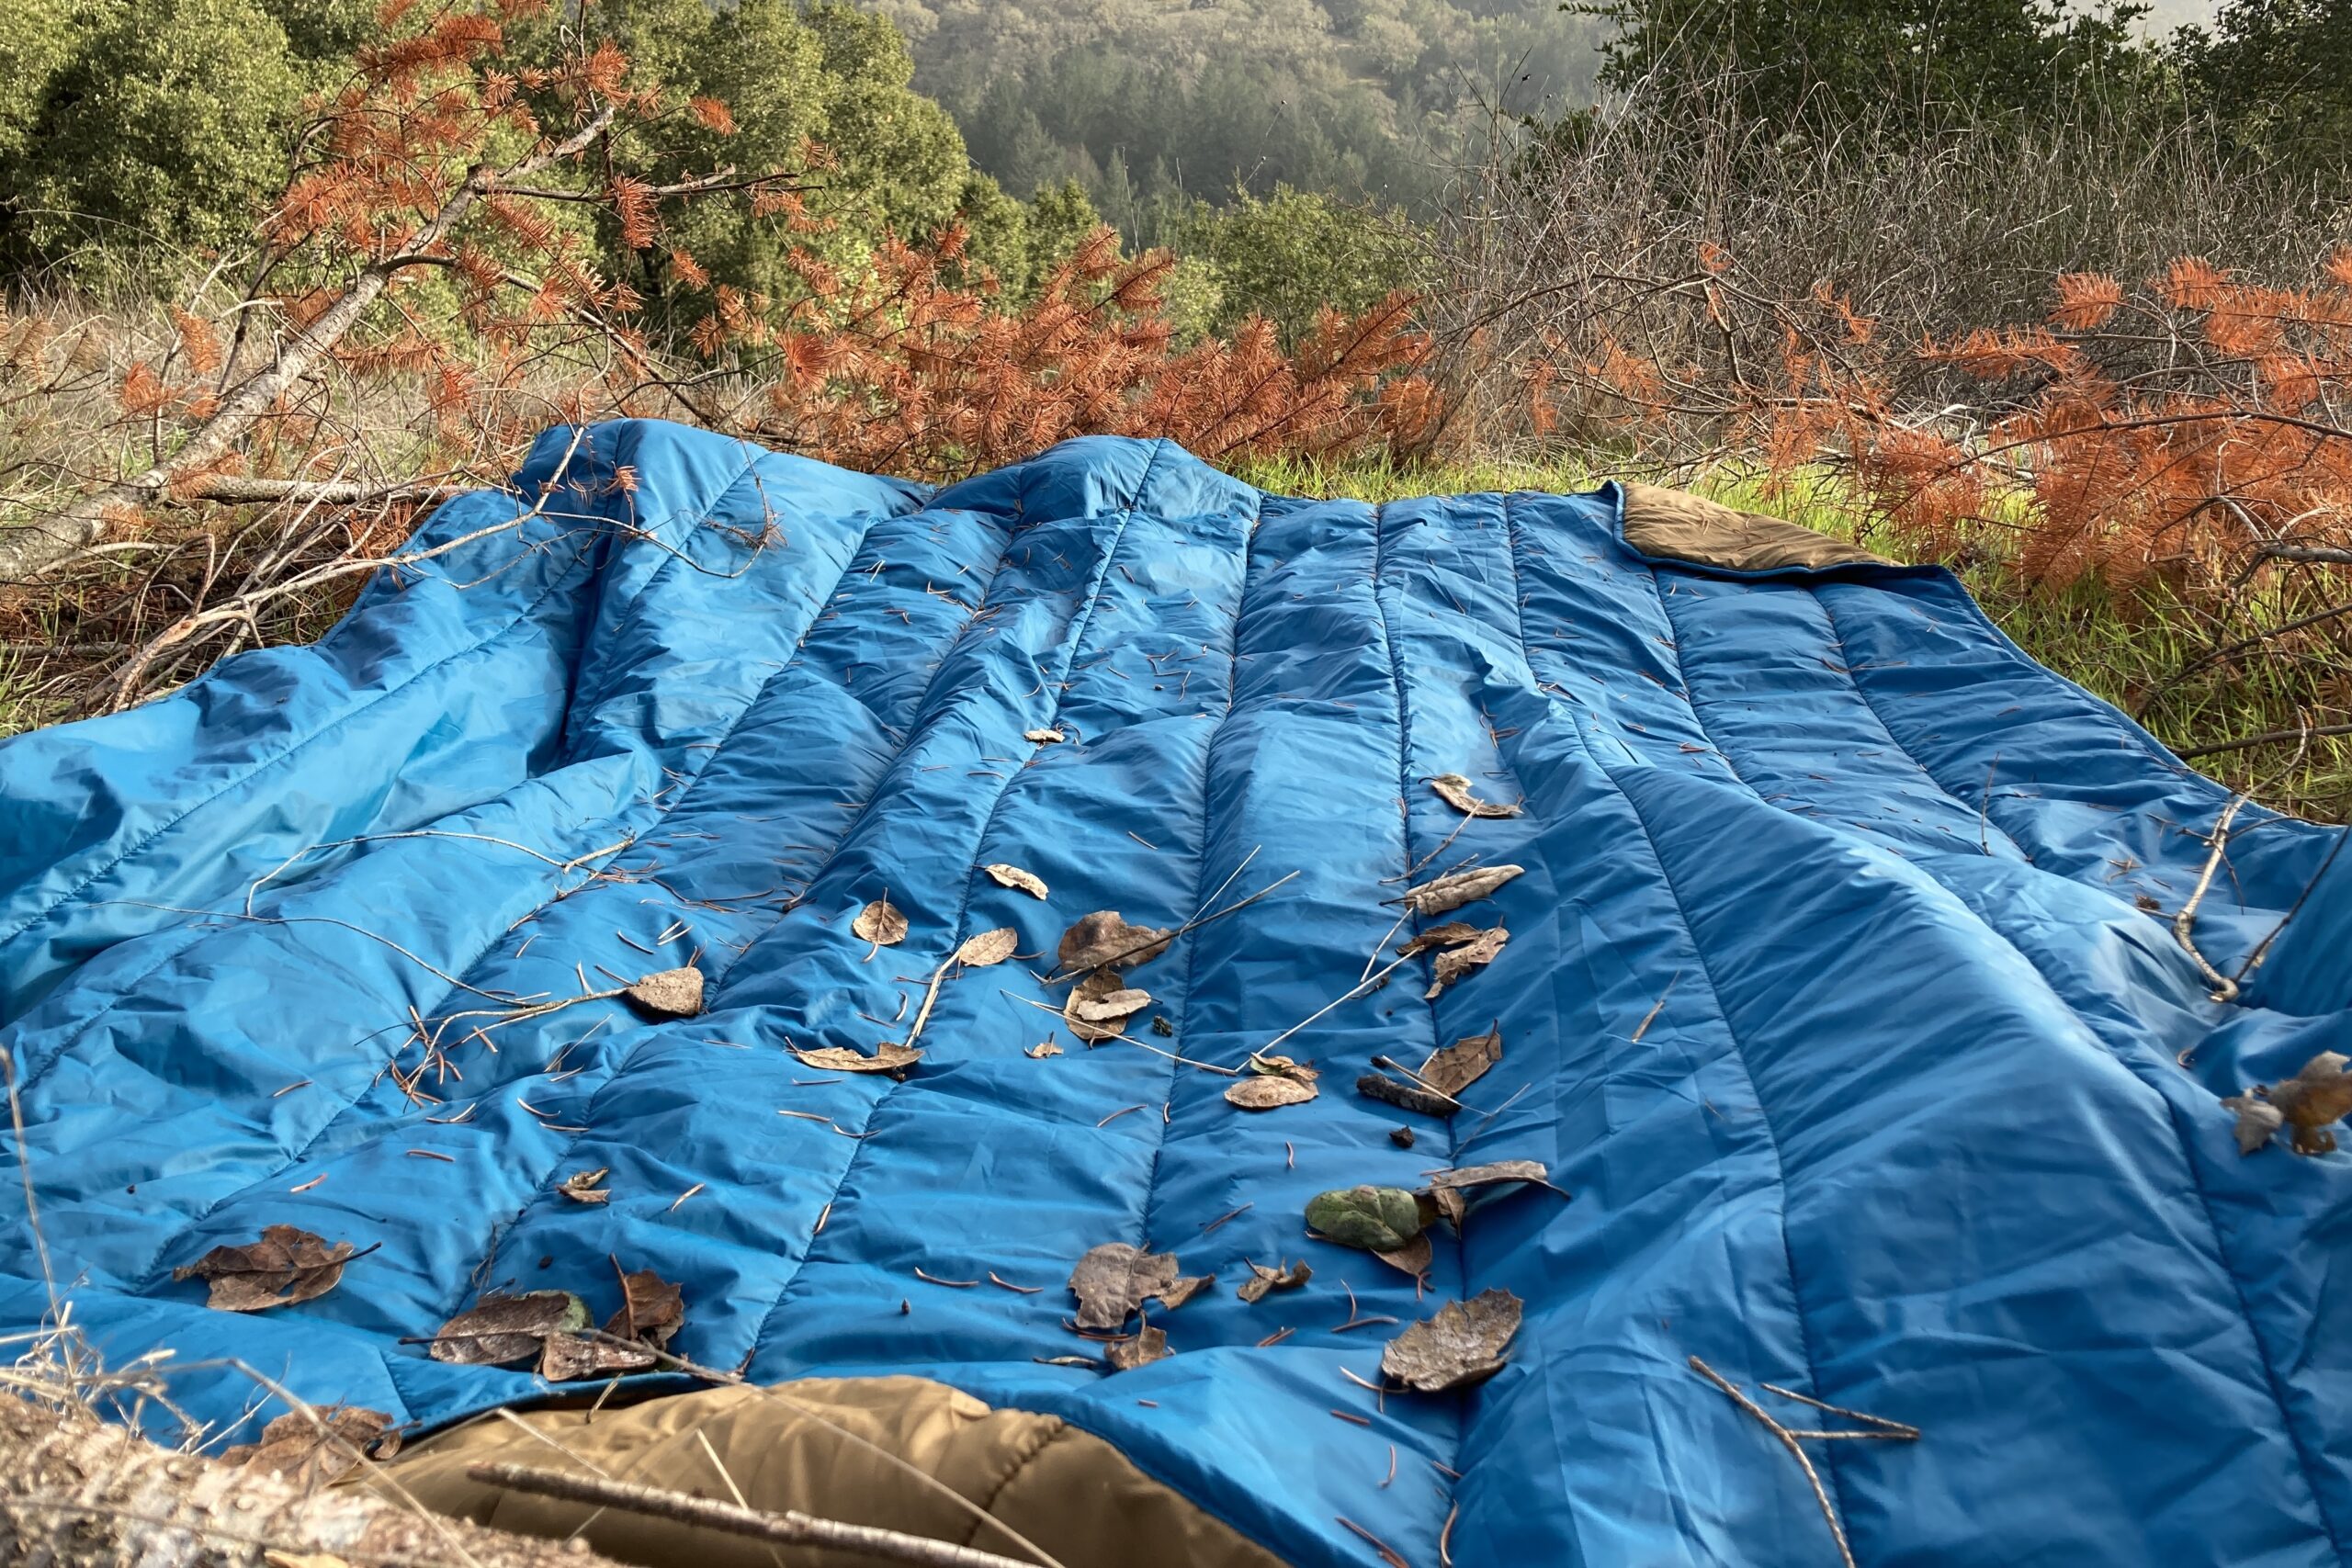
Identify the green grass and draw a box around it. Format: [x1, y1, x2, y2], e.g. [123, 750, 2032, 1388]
[1235, 453, 2352, 822]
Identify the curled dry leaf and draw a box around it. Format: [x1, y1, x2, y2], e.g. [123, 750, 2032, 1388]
[987, 863, 1049, 899]
[1358, 1073, 1456, 1119]
[1065, 970, 1150, 1043]
[1374, 1233, 1433, 1281]
[1025, 1041, 1064, 1059]
[606, 1266, 685, 1349]
[173, 1224, 357, 1313]
[1401, 865, 1522, 917]
[2225, 1051, 2352, 1155]
[1381, 1288, 1523, 1394]
[1249, 1052, 1318, 1081]
[539, 1333, 655, 1382]
[788, 1042, 922, 1076]
[1426, 927, 1508, 1000]
[624, 967, 705, 1019]
[1024, 728, 1067, 744]
[1305, 1186, 1424, 1253]
[429, 1291, 589, 1366]
[1104, 1325, 1170, 1371]
[1237, 1259, 1312, 1303]
[955, 926, 1020, 967]
[1225, 1074, 1318, 1111]
[1431, 773, 1521, 818]
[1421, 1023, 1502, 1099]
[1397, 921, 1482, 957]
[222, 1405, 400, 1484]
[1419, 1160, 1564, 1228]
[1068, 1242, 1214, 1330]
[557, 1168, 611, 1204]
[853, 897, 910, 951]
[1057, 910, 1175, 974]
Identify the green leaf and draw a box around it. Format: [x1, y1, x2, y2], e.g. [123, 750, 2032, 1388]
[1305, 1185, 1424, 1252]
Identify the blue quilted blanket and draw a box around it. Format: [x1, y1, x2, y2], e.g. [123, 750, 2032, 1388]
[4, 421, 2349, 1567]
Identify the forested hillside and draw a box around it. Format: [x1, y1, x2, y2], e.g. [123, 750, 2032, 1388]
[859, 0, 1606, 226]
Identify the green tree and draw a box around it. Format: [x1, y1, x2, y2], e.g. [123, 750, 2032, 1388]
[1177, 186, 1421, 343]
[2181, 0, 2352, 179]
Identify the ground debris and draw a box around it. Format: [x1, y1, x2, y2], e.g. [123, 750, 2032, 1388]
[173, 1224, 362, 1313]
[1069, 1242, 1214, 1330]
[623, 966, 704, 1018]
[1431, 773, 1521, 818]
[1401, 865, 1522, 917]
[1381, 1289, 1522, 1393]
[2225, 1051, 2352, 1154]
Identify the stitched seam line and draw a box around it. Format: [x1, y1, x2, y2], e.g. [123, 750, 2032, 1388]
[1501, 493, 1860, 1547]
[1134, 483, 1263, 1253]
[952, 1416, 1068, 1549]
[732, 438, 1171, 1364]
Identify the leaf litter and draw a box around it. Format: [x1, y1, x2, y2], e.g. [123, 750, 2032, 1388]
[1104, 1324, 1170, 1371]
[1396, 921, 1482, 957]
[173, 1225, 365, 1313]
[1421, 1022, 1502, 1098]
[1065, 970, 1152, 1043]
[1305, 1187, 1425, 1253]
[1419, 1160, 1566, 1228]
[221, 1404, 401, 1484]
[623, 966, 704, 1019]
[1226, 1074, 1318, 1111]
[557, 1168, 611, 1204]
[1381, 1289, 1523, 1393]
[1238, 1259, 1312, 1303]
[2225, 1051, 2352, 1154]
[1426, 926, 1508, 999]
[954, 926, 1020, 967]
[853, 897, 909, 957]
[789, 1041, 922, 1076]
[1401, 865, 1521, 917]
[1057, 910, 1175, 974]
[1068, 1243, 1214, 1331]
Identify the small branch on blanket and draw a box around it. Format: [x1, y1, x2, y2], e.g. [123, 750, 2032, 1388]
[2175, 724, 2312, 1003]
[1688, 1355, 1919, 1568]
[468, 1460, 1041, 1568]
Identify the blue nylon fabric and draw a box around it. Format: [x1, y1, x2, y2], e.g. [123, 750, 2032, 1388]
[3, 419, 2349, 1567]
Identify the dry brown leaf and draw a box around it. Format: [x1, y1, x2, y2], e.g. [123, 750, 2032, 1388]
[1024, 728, 1067, 744]
[222, 1405, 399, 1484]
[1057, 910, 1174, 973]
[1104, 1325, 1170, 1371]
[173, 1225, 357, 1313]
[1068, 1243, 1214, 1330]
[987, 863, 1049, 899]
[788, 1042, 922, 1075]
[1419, 1160, 1564, 1228]
[955, 927, 1020, 967]
[1065, 970, 1149, 1043]
[2226, 1052, 2352, 1155]
[605, 1267, 685, 1349]
[1380, 1288, 1523, 1393]
[1248, 1053, 1319, 1081]
[1425, 926, 1508, 1000]
[1401, 865, 1523, 917]
[557, 1168, 611, 1205]
[1422, 1023, 1502, 1098]
[1374, 1234, 1433, 1281]
[1025, 1041, 1064, 1059]
[1225, 1075, 1318, 1111]
[539, 1333, 656, 1382]
[853, 897, 909, 952]
[624, 967, 705, 1018]
[1237, 1259, 1312, 1303]
[1397, 921, 1482, 957]
[1431, 773, 1521, 818]
[1358, 1073, 1456, 1119]
[429, 1292, 589, 1366]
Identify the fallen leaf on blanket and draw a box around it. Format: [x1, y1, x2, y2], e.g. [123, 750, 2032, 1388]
[1152, 1015, 1175, 1037]
[1225, 1074, 1318, 1111]
[624, 967, 705, 1018]
[1381, 1288, 1522, 1393]
[173, 1224, 357, 1312]
[1035, 1355, 1099, 1369]
[1431, 773, 1521, 818]
[1065, 971, 1150, 1043]
[1357, 1073, 1456, 1119]
[1419, 1160, 1565, 1228]
[1025, 1041, 1063, 1058]
[1024, 728, 1067, 744]
[1237, 1259, 1312, 1303]
[222, 1404, 399, 1483]
[1057, 910, 1174, 974]
[789, 1042, 922, 1075]
[854, 897, 910, 954]
[1422, 1022, 1502, 1098]
[557, 1168, 611, 1204]
[1401, 864, 1521, 917]
[1425, 927, 1508, 1000]
[987, 863, 1049, 898]
[1374, 1233, 1432, 1281]
[2225, 1052, 2352, 1155]
[1397, 921, 1482, 957]
[955, 927, 1020, 967]
[1305, 1186, 1424, 1253]
[429, 1291, 590, 1366]
[539, 1332, 656, 1382]
[1104, 1325, 1170, 1371]
[605, 1266, 685, 1348]
[1248, 1052, 1318, 1081]
[1068, 1243, 1214, 1330]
